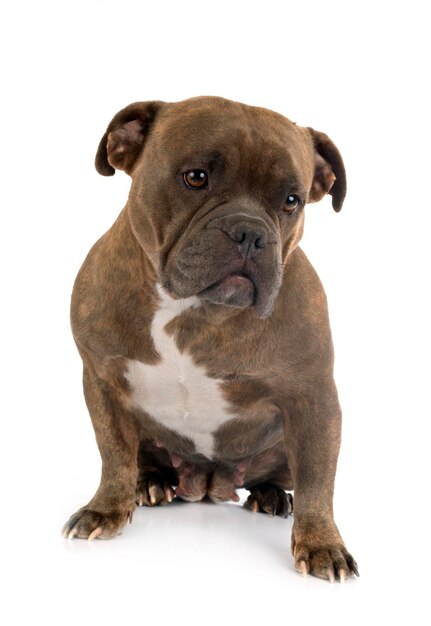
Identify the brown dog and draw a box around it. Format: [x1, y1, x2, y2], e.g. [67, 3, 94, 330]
[62, 96, 358, 582]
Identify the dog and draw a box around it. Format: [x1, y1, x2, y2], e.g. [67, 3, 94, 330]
[62, 96, 358, 583]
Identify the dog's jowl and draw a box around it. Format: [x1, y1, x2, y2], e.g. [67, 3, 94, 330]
[63, 96, 358, 582]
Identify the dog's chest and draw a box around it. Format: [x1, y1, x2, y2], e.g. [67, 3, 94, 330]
[125, 287, 234, 459]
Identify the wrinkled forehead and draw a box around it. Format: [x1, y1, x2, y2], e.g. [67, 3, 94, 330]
[150, 98, 311, 174]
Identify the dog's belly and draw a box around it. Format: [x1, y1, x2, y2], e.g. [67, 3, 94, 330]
[125, 286, 234, 460]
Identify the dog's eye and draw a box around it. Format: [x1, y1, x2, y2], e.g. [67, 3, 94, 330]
[284, 194, 300, 214]
[183, 170, 208, 189]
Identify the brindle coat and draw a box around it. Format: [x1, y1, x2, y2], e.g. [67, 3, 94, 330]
[63, 96, 358, 583]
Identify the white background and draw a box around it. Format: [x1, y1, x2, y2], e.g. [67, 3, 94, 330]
[1, 0, 430, 623]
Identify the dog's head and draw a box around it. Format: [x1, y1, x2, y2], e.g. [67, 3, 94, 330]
[96, 96, 346, 318]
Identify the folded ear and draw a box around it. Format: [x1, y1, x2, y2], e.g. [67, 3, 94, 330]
[95, 101, 165, 176]
[307, 128, 347, 212]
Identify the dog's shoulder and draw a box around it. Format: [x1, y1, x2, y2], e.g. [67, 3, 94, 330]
[279, 247, 328, 315]
[70, 210, 157, 361]
[268, 247, 334, 375]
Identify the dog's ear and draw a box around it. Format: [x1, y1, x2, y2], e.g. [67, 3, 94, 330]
[307, 128, 346, 212]
[95, 101, 165, 176]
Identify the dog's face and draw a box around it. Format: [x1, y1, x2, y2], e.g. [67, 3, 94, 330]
[96, 97, 346, 318]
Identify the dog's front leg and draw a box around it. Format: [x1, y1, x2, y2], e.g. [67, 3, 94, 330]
[282, 381, 359, 582]
[63, 367, 140, 540]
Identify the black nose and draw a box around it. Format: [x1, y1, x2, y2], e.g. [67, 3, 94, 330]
[225, 221, 267, 258]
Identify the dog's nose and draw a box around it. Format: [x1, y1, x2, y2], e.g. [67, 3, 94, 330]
[225, 221, 267, 258]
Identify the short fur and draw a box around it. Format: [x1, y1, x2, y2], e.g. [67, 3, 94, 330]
[63, 96, 358, 582]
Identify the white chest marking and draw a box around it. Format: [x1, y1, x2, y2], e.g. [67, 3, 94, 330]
[126, 285, 233, 459]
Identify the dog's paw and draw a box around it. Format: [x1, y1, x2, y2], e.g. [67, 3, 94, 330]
[62, 507, 132, 541]
[136, 475, 175, 506]
[244, 483, 293, 518]
[291, 532, 359, 582]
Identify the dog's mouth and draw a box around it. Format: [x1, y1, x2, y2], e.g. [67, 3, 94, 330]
[163, 254, 281, 319]
[198, 272, 256, 309]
